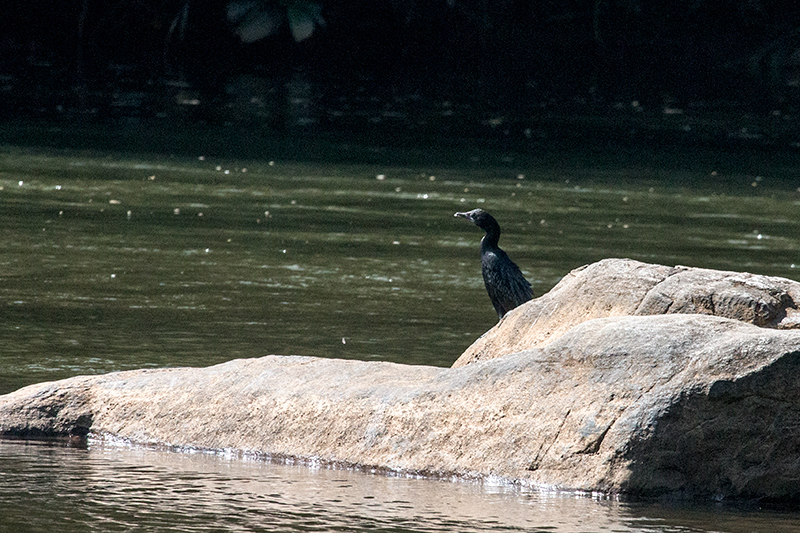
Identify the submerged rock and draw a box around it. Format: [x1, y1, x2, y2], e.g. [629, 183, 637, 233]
[2, 259, 800, 501]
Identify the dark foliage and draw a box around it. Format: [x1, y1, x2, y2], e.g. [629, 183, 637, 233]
[2, 0, 800, 127]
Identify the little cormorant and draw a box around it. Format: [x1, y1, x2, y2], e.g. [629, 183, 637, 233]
[455, 208, 533, 320]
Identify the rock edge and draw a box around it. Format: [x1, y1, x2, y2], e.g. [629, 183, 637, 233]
[2, 259, 800, 501]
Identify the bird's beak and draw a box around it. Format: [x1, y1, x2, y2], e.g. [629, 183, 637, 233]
[454, 211, 469, 219]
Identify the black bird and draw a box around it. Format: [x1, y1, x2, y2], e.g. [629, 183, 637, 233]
[455, 208, 533, 320]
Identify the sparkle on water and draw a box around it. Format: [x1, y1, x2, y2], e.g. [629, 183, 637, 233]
[2, 147, 799, 393]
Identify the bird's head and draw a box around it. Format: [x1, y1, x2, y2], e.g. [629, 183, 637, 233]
[454, 208, 498, 233]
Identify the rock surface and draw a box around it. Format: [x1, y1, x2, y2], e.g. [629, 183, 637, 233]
[453, 258, 800, 367]
[2, 259, 800, 501]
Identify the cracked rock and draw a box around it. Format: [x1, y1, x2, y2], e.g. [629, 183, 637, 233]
[453, 258, 800, 367]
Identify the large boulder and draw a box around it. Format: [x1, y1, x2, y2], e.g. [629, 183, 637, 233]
[453, 258, 800, 367]
[2, 259, 800, 500]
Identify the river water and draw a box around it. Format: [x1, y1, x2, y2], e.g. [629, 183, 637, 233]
[1, 140, 800, 530]
[2, 439, 800, 533]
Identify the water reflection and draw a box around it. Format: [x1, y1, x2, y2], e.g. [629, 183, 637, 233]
[2, 440, 798, 532]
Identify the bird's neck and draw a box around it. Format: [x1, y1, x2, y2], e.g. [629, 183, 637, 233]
[480, 226, 501, 249]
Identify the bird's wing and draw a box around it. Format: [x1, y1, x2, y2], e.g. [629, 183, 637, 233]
[500, 256, 533, 304]
[482, 249, 533, 318]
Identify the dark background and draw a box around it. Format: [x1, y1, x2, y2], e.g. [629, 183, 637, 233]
[3, 0, 800, 149]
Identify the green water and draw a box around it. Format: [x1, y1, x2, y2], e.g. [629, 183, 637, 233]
[2, 145, 799, 394]
[2, 141, 800, 531]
